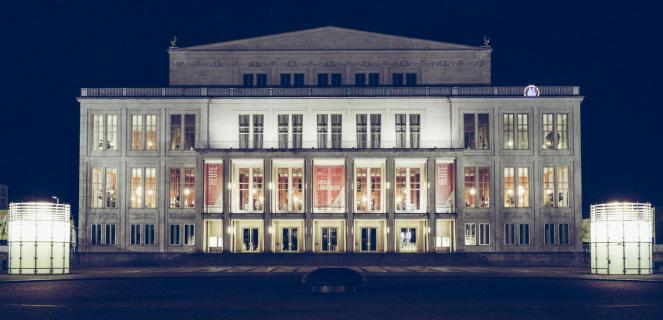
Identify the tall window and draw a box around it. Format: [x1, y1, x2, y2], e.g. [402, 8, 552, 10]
[356, 114, 381, 148]
[317, 73, 342, 86]
[170, 114, 195, 151]
[503, 167, 529, 208]
[91, 167, 117, 208]
[169, 224, 181, 245]
[542, 113, 569, 150]
[91, 224, 102, 245]
[503, 113, 528, 149]
[479, 223, 490, 245]
[273, 162, 304, 213]
[463, 113, 490, 150]
[130, 224, 141, 245]
[233, 163, 264, 212]
[519, 224, 530, 245]
[184, 224, 195, 245]
[132, 224, 156, 246]
[435, 161, 455, 213]
[280, 73, 305, 87]
[317, 114, 328, 148]
[464, 166, 490, 208]
[395, 164, 424, 212]
[543, 166, 569, 208]
[169, 167, 195, 208]
[392, 73, 417, 86]
[355, 163, 384, 212]
[292, 114, 303, 148]
[395, 114, 421, 148]
[278, 114, 289, 148]
[131, 114, 157, 151]
[464, 223, 476, 246]
[104, 224, 116, 245]
[354, 72, 379, 86]
[92, 114, 118, 151]
[559, 224, 570, 245]
[144, 224, 155, 245]
[313, 162, 345, 213]
[544, 223, 555, 245]
[243, 73, 268, 87]
[317, 114, 343, 148]
[504, 224, 516, 245]
[204, 161, 224, 213]
[130, 167, 156, 209]
[238, 114, 264, 149]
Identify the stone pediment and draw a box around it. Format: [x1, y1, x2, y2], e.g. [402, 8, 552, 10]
[174, 26, 481, 51]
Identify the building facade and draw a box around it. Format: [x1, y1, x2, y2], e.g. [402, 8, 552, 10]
[77, 27, 583, 255]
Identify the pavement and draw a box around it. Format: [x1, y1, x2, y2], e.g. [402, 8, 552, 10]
[2, 265, 662, 282]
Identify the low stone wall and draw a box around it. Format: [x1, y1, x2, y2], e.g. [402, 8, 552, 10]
[74, 252, 589, 268]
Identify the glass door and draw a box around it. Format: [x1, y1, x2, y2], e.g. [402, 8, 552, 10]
[281, 228, 299, 252]
[399, 227, 417, 252]
[321, 227, 338, 252]
[242, 228, 259, 252]
[360, 227, 377, 252]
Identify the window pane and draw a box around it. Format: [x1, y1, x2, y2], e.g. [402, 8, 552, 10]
[130, 168, 143, 208]
[559, 224, 569, 245]
[106, 115, 118, 150]
[503, 114, 514, 149]
[317, 114, 328, 148]
[545, 224, 555, 245]
[184, 115, 195, 151]
[409, 168, 421, 211]
[479, 167, 490, 208]
[183, 168, 195, 208]
[370, 167, 382, 211]
[356, 114, 367, 148]
[278, 114, 289, 148]
[517, 167, 529, 208]
[330, 73, 342, 86]
[105, 168, 117, 208]
[435, 162, 455, 213]
[170, 114, 182, 151]
[277, 168, 289, 211]
[477, 114, 490, 150]
[392, 73, 404, 86]
[292, 114, 303, 148]
[370, 114, 381, 148]
[252, 167, 264, 211]
[169, 168, 181, 208]
[517, 114, 528, 149]
[253, 115, 263, 148]
[91, 167, 104, 208]
[503, 167, 515, 208]
[410, 114, 420, 148]
[395, 114, 406, 148]
[463, 114, 475, 149]
[406, 73, 417, 86]
[317, 73, 329, 87]
[355, 73, 366, 86]
[131, 115, 144, 151]
[395, 167, 407, 211]
[356, 167, 368, 211]
[331, 114, 342, 148]
[464, 224, 476, 246]
[557, 166, 569, 208]
[464, 167, 476, 208]
[293, 73, 305, 87]
[256, 74, 267, 87]
[239, 115, 249, 149]
[238, 168, 250, 211]
[292, 167, 303, 212]
[145, 168, 156, 208]
[280, 73, 291, 87]
[557, 114, 568, 149]
[368, 73, 379, 86]
[542, 113, 554, 149]
[93, 115, 104, 151]
[243, 73, 254, 87]
[519, 224, 529, 245]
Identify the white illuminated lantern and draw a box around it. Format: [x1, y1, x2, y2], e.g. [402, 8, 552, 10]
[590, 202, 653, 275]
[8, 202, 71, 274]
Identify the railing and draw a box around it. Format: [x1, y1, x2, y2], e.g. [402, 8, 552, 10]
[81, 86, 580, 98]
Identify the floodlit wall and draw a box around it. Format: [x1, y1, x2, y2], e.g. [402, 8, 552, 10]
[8, 203, 71, 274]
[590, 202, 652, 275]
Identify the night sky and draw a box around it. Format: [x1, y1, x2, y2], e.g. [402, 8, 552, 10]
[0, 0, 660, 220]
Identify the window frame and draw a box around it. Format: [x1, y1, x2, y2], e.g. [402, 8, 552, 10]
[543, 166, 570, 208]
[232, 161, 265, 213]
[356, 113, 382, 148]
[91, 113, 119, 152]
[479, 223, 491, 245]
[312, 160, 346, 213]
[541, 112, 570, 150]
[502, 113, 529, 150]
[463, 113, 491, 150]
[169, 166, 196, 209]
[394, 161, 426, 213]
[503, 166, 530, 208]
[90, 167, 118, 209]
[130, 113, 158, 152]
[464, 223, 476, 246]
[272, 160, 305, 213]
[168, 113, 196, 152]
[464, 166, 491, 209]
[130, 167, 157, 209]
[354, 161, 385, 213]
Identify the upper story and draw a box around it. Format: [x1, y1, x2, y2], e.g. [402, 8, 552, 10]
[168, 27, 492, 86]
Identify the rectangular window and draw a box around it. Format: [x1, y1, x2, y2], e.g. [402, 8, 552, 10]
[435, 161, 455, 213]
[256, 73, 267, 87]
[130, 168, 143, 208]
[355, 164, 383, 212]
[519, 224, 530, 245]
[543, 166, 569, 208]
[477, 167, 491, 208]
[313, 162, 345, 212]
[280, 73, 292, 87]
[130, 224, 141, 245]
[395, 114, 406, 148]
[544, 223, 555, 245]
[170, 114, 195, 151]
[356, 114, 367, 148]
[292, 114, 303, 148]
[317, 73, 329, 87]
[464, 167, 476, 208]
[464, 113, 490, 150]
[238, 114, 263, 149]
[370, 114, 381, 148]
[92, 114, 118, 151]
[242, 228, 260, 252]
[104, 224, 116, 245]
[559, 224, 570, 245]
[331, 73, 342, 86]
[242, 73, 267, 87]
[355, 73, 366, 86]
[410, 114, 420, 148]
[360, 227, 378, 252]
[503, 167, 515, 208]
[278, 114, 289, 148]
[464, 223, 476, 246]
[321, 227, 338, 252]
[405, 73, 417, 86]
[253, 114, 263, 148]
[169, 167, 195, 208]
[239, 115, 250, 149]
[503, 167, 529, 208]
[169, 224, 181, 245]
[543, 113, 569, 150]
[395, 165, 424, 212]
[234, 163, 264, 212]
[184, 224, 195, 245]
[144, 224, 155, 245]
[91, 167, 117, 208]
[131, 115, 143, 151]
[243, 73, 254, 87]
[317, 114, 328, 148]
[274, 164, 304, 213]
[392, 73, 404, 86]
[503, 113, 528, 150]
[368, 73, 379, 86]
[331, 114, 342, 148]
[204, 161, 224, 213]
[282, 227, 299, 252]
[399, 227, 417, 252]
[91, 224, 102, 245]
[277, 114, 303, 148]
[479, 223, 490, 245]
[293, 73, 305, 87]
[504, 224, 516, 245]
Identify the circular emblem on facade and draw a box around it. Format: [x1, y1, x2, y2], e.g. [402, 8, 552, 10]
[524, 85, 540, 97]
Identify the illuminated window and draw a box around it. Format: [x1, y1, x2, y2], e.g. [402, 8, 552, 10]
[464, 167, 476, 208]
[313, 161, 345, 213]
[464, 166, 490, 208]
[395, 114, 420, 148]
[542, 113, 568, 150]
[91, 167, 117, 208]
[544, 223, 555, 245]
[503, 113, 528, 150]
[233, 162, 264, 212]
[131, 114, 158, 151]
[479, 223, 490, 245]
[130, 167, 156, 209]
[356, 114, 381, 148]
[435, 161, 455, 213]
[464, 113, 490, 150]
[399, 227, 417, 251]
[169, 167, 195, 208]
[204, 161, 224, 213]
[169, 114, 195, 151]
[273, 162, 304, 213]
[355, 163, 384, 213]
[92, 114, 118, 151]
[543, 166, 569, 208]
[503, 167, 529, 208]
[464, 223, 476, 246]
[395, 163, 425, 213]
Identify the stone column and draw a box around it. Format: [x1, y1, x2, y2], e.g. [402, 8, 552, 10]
[305, 156, 314, 252]
[386, 157, 395, 253]
[222, 158, 232, 252]
[345, 156, 354, 252]
[427, 157, 437, 252]
[263, 157, 272, 253]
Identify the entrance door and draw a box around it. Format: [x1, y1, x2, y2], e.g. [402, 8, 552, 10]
[205, 220, 223, 253]
[608, 243, 625, 274]
[321, 227, 338, 252]
[360, 227, 377, 252]
[282, 227, 299, 252]
[242, 228, 259, 252]
[399, 227, 417, 252]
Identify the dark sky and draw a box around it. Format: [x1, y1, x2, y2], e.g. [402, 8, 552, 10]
[0, 0, 660, 219]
